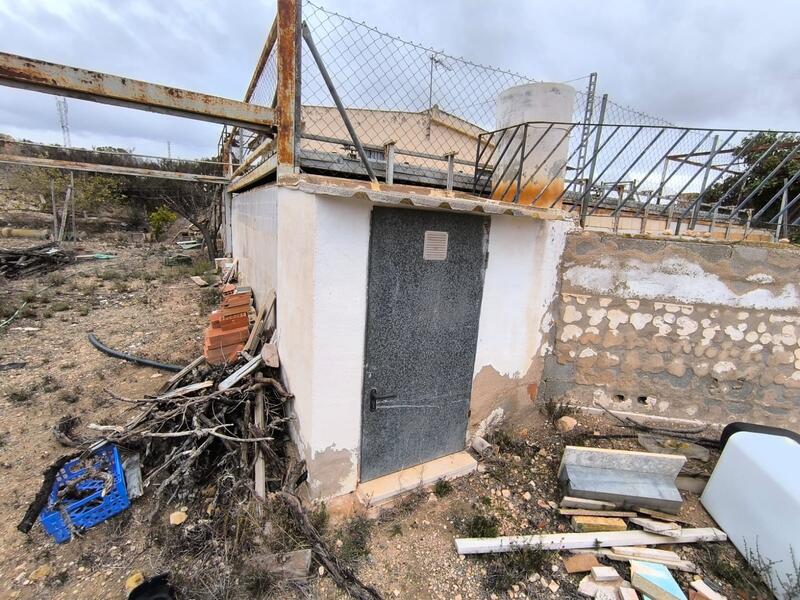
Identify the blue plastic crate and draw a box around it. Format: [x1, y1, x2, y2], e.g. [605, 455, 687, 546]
[39, 444, 130, 543]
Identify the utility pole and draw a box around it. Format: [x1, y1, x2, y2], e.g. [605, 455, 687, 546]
[56, 97, 71, 147]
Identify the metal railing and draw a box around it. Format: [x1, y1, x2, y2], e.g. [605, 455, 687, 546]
[227, 0, 800, 240]
[232, 1, 687, 186]
[472, 121, 800, 235]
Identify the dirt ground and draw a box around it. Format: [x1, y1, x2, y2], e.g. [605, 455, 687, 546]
[0, 238, 774, 600]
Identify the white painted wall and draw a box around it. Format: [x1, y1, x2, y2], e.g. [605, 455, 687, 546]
[230, 186, 278, 302]
[274, 189, 317, 465]
[564, 256, 800, 311]
[307, 194, 371, 496]
[232, 185, 573, 499]
[474, 215, 572, 378]
[234, 187, 371, 498]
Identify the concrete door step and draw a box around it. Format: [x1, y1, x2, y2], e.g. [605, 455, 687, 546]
[356, 451, 477, 506]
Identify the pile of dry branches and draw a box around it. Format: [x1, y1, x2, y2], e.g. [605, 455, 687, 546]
[0, 242, 74, 279]
[22, 303, 383, 598]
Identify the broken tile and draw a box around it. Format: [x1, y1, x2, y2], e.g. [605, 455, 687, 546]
[631, 560, 687, 600]
[577, 574, 598, 598]
[563, 553, 601, 574]
[689, 580, 727, 600]
[591, 565, 621, 582]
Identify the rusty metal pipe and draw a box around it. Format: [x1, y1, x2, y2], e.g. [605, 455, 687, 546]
[0, 52, 275, 131]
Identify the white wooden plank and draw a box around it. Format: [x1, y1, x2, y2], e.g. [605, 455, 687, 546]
[454, 527, 726, 555]
[254, 389, 266, 500]
[573, 549, 697, 573]
[630, 517, 682, 538]
[218, 355, 262, 391]
[561, 496, 618, 510]
[560, 508, 638, 518]
[158, 355, 205, 394]
[159, 379, 213, 399]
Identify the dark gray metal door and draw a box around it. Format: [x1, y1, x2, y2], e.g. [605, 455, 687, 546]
[360, 207, 489, 481]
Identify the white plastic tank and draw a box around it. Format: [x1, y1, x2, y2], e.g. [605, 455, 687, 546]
[493, 82, 576, 208]
[701, 431, 800, 599]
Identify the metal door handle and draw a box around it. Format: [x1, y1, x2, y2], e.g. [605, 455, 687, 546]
[368, 388, 396, 412]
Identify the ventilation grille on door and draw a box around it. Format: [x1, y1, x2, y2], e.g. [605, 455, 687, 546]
[423, 230, 449, 261]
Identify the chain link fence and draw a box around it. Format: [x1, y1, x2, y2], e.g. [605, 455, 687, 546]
[236, 1, 800, 237]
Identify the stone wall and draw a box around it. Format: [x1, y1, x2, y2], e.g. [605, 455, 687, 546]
[540, 231, 800, 427]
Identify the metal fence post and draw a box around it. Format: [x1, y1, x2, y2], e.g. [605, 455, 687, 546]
[445, 151, 456, 191]
[575, 73, 597, 181]
[276, 0, 301, 177]
[690, 134, 718, 230]
[513, 125, 527, 203]
[385, 141, 396, 185]
[613, 183, 623, 233]
[743, 209, 753, 240]
[640, 203, 649, 235]
[580, 93, 607, 227]
[776, 178, 788, 241]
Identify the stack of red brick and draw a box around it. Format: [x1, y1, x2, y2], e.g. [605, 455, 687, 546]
[204, 284, 253, 365]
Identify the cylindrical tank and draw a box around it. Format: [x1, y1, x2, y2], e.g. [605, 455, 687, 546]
[493, 82, 576, 208]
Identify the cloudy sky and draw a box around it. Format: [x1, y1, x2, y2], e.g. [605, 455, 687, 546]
[1, 0, 798, 159]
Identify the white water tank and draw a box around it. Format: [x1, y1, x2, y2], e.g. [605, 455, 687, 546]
[494, 82, 576, 208]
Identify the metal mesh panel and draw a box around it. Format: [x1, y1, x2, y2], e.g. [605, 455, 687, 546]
[232, 1, 800, 239]
[300, 0, 537, 181]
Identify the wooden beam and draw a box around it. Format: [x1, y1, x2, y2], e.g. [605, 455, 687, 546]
[0, 52, 275, 131]
[227, 153, 278, 193]
[231, 138, 274, 179]
[275, 0, 301, 173]
[0, 153, 229, 184]
[454, 527, 727, 555]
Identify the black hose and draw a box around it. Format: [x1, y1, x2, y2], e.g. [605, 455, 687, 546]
[87, 333, 184, 373]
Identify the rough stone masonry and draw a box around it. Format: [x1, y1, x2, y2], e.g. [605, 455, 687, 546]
[539, 231, 800, 427]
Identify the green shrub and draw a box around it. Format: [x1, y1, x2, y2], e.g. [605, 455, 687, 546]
[148, 206, 178, 240]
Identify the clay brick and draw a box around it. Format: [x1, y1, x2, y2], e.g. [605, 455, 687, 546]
[222, 294, 252, 308]
[205, 327, 249, 347]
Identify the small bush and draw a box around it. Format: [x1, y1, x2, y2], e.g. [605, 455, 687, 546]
[336, 514, 373, 565]
[40, 375, 61, 393]
[47, 273, 66, 287]
[112, 281, 130, 294]
[433, 478, 453, 498]
[488, 429, 528, 455]
[8, 389, 32, 403]
[192, 259, 212, 277]
[309, 502, 329, 533]
[199, 287, 221, 314]
[148, 206, 178, 240]
[541, 398, 575, 422]
[484, 545, 550, 591]
[457, 513, 499, 539]
[97, 269, 123, 281]
[57, 391, 80, 404]
[20, 290, 38, 303]
[52, 302, 70, 312]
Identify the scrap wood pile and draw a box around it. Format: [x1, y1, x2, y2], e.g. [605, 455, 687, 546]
[18, 276, 383, 599]
[0, 242, 74, 279]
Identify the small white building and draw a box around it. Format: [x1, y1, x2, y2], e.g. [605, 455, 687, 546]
[227, 82, 576, 501]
